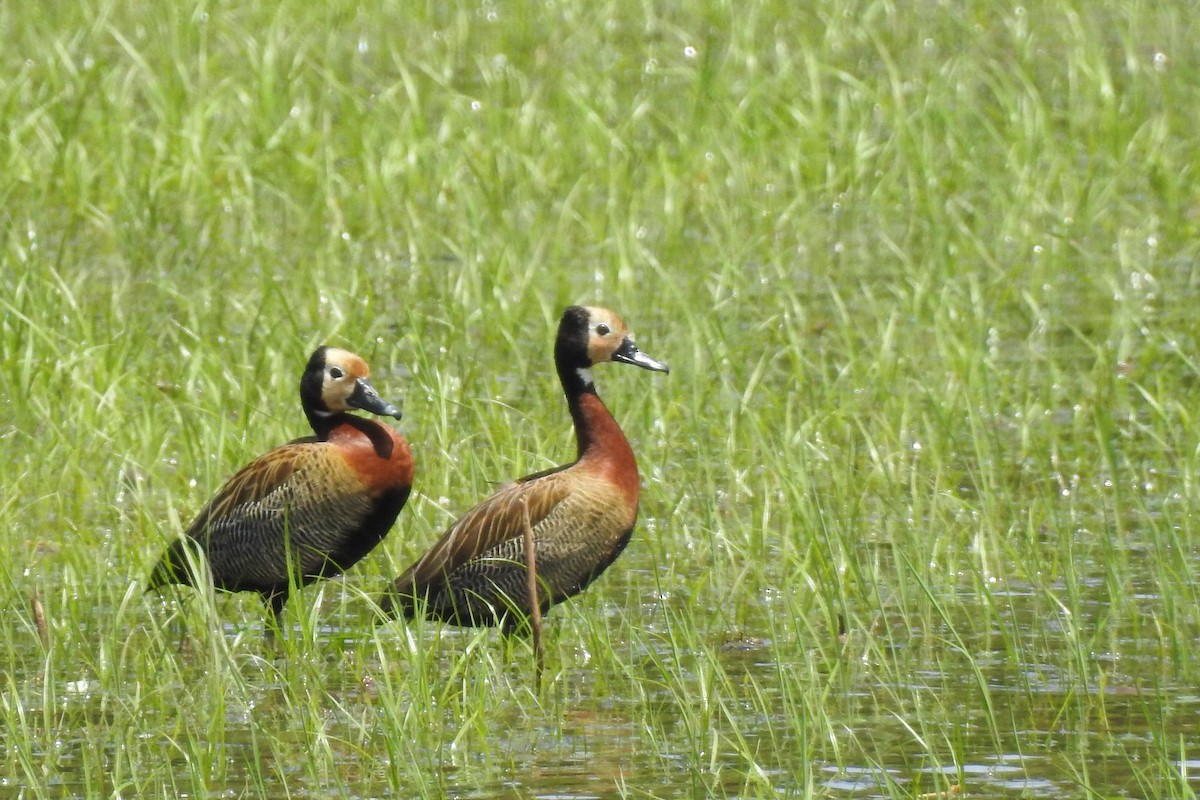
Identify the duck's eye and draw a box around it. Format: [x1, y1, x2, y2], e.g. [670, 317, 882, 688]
[329, 367, 345, 380]
[596, 323, 611, 336]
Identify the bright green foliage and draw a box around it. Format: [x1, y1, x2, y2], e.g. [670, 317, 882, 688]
[3, 1, 1200, 797]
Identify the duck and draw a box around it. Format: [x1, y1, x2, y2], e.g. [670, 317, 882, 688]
[379, 305, 667, 631]
[148, 346, 414, 625]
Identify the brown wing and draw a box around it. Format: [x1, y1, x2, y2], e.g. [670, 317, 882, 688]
[184, 445, 312, 538]
[149, 442, 375, 593]
[392, 472, 571, 597]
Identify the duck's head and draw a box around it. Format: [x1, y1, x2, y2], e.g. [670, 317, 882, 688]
[301, 346, 402, 421]
[556, 306, 669, 384]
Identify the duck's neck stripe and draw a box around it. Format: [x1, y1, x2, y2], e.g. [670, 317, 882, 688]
[305, 407, 342, 440]
[575, 367, 595, 390]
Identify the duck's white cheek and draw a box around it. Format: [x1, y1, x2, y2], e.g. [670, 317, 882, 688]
[585, 339, 612, 365]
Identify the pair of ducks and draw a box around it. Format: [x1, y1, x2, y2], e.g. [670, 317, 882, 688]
[147, 306, 668, 632]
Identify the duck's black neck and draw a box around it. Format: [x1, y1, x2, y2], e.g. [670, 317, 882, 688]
[305, 408, 344, 440]
[557, 355, 605, 458]
[305, 410, 396, 458]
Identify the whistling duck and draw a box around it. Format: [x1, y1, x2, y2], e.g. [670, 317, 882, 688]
[148, 346, 414, 624]
[380, 305, 668, 630]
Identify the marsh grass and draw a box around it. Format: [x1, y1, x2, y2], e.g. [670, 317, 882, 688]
[4, 0, 1200, 797]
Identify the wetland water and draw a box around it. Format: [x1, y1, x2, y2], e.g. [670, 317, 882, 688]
[6, 522, 1198, 799]
[6, 283, 1197, 799]
[5, 0, 1200, 796]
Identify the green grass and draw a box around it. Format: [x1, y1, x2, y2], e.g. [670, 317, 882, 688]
[4, 0, 1200, 797]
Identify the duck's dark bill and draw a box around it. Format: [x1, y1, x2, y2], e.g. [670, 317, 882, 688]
[349, 378, 403, 418]
[613, 338, 669, 373]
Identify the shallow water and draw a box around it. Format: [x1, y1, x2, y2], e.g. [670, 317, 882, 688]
[5, 533, 1197, 800]
[6, 324, 1197, 799]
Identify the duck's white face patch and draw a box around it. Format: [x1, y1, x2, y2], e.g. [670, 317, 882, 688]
[582, 307, 629, 365]
[321, 349, 370, 412]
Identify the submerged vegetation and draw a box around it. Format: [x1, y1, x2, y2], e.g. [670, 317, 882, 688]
[3, 0, 1200, 797]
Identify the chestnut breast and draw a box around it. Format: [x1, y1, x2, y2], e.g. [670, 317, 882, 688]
[328, 416, 414, 496]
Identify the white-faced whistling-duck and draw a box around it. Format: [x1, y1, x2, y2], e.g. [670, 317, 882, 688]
[379, 305, 668, 631]
[148, 346, 414, 625]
